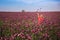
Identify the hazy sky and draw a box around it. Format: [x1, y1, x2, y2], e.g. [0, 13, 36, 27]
[0, 0, 60, 12]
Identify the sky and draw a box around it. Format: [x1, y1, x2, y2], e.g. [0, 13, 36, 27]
[0, 0, 60, 12]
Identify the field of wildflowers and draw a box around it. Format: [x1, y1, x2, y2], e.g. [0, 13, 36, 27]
[0, 12, 60, 40]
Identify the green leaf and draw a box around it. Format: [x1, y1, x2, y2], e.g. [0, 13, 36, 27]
[0, 21, 3, 26]
[2, 27, 12, 37]
[14, 36, 21, 40]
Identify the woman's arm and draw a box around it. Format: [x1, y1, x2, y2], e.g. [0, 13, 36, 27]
[37, 13, 39, 17]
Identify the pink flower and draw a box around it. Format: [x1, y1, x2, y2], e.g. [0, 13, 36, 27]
[40, 28, 43, 31]
[31, 29, 35, 33]
[17, 22, 21, 26]
[43, 33, 49, 37]
[18, 32, 25, 38]
[11, 35, 15, 40]
[26, 34, 32, 40]
[25, 22, 29, 28]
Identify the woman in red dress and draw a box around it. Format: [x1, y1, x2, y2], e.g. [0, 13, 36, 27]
[37, 13, 44, 25]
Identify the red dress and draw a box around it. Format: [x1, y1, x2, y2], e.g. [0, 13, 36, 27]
[38, 16, 44, 25]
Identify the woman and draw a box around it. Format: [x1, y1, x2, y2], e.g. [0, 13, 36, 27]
[37, 13, 44, 25]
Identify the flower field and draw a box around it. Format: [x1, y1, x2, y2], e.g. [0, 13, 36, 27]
[0, 12, 60, 40]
